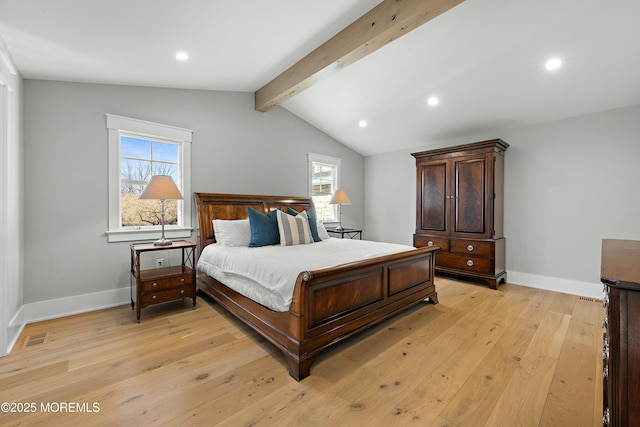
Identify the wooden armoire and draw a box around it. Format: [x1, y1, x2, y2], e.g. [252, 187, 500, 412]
[412, 139, 508, 289]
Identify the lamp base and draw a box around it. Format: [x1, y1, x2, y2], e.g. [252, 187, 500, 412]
[153, 238, 173, 246]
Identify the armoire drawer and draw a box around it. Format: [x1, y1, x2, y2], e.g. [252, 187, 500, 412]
[450, 239, 494, 257]
[436, 252, 494, 275]
[414, 235, 449, 251]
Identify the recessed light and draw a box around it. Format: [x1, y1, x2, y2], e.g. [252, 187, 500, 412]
[427, 96, 439, 106]
[545, 58, 561, 70]
[358, 120, 367, 128]
[176, 52, 189, 61]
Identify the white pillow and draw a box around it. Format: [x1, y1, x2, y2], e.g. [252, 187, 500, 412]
[212, 219, 251, 246]
[276, 210, 313, 246]
[317, 221, 331, 240]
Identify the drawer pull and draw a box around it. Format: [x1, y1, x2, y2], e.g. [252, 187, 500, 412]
[603, 365, 608, 378]
[180, 289, 185, 295]
[603, 295, 609, 308]
[427, 241, 433, 246]
[152, 282, 158, 288]
[603, 408, 610, 425]
[602, 316, 608, 329]
[152, 295, 157, 300]
[466, 260, 474, 267]
[180, 278, 185, 283]
[467, 244, 474, 252]
[603, 348, 609, 360]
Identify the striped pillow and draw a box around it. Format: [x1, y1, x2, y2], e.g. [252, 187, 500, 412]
[276, 210, 313, 246]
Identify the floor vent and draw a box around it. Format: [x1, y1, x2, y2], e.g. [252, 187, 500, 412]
[24, 332, 48, 348]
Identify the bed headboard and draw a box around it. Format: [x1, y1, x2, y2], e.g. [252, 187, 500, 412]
[193, 192, 313, 254]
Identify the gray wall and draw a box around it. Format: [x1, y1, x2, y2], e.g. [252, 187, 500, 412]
[23, 80, 364, 304]
[365, 104, 640, 294]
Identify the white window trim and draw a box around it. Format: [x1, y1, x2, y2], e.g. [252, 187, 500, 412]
[308, 153, 341, 224]
[106, 114, 193, 243]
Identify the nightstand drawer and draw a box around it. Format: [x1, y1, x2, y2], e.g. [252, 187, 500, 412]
[141, 285, 194, 305]
[437, 252, 494, 275]
[141, 274, 192, 293]
[450, 239, 494, 257]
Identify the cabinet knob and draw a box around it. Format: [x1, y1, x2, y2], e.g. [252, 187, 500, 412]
[466, 260, 474, 267]
[602, 316, 608, 329]
[152, 282, 157, 288]
[603, 365, 608, 379]
[180, 289, 185, 295]
[603, 295, 609, 308]
[467, 244, 474, 252]
[602, 348, 609, 360]
[603, 408, 610, 425]
[152, 295, 157, 300]
[180, 278, 185, 283]
[427, 241, 433, 246]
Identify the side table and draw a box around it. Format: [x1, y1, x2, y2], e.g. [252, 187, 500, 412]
[326, 228, 363, 240]
[130, 240, 197, 322]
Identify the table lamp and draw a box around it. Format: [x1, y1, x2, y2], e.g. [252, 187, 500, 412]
[329, 189, 351, 231]
[139, 175, 183, 246]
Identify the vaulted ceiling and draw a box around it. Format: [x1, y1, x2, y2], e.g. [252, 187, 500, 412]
[1, 0, 639, 156]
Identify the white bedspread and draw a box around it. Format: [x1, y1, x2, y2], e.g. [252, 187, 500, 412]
[196, 238, 415, 312]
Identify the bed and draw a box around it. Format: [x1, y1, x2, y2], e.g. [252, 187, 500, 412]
[194, 192, 439, 380]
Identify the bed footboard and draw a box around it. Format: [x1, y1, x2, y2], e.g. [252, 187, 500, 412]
[284, 246, 438, 380]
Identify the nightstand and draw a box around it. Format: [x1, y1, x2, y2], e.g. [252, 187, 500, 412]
[130, 240, 197, 322]
[326, 228, 363, 240]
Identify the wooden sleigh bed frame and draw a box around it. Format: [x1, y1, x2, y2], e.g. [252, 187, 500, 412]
[194, 192, 439, 380]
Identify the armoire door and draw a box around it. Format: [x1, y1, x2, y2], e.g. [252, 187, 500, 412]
[452, 156, 486, 236]
[417, 159, 448, 234]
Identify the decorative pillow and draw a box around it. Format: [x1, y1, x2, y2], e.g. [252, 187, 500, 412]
[276, 210, 313, 246]
[287, 207, 321, 242]
[212, 219, 251, 246]
[316, 221, 331, 240]
[248, 207, 280, 247]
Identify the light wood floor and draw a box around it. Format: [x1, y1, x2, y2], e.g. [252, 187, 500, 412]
[0, 278, 604, 426]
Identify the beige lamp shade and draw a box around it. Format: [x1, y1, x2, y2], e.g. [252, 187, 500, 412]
[139, 175, 183, 200]
[329, 189, 351, 205]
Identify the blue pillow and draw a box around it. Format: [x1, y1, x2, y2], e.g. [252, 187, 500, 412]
[287, 207, 321, 242]
[248, 207, 280, 247]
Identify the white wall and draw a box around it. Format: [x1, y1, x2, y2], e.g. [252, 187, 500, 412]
[0, 37, 24, 355]
[21, 80, 363, 319]
[365, 104, 640, 298]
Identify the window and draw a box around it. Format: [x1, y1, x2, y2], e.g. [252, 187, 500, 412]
[106, 114, 192, 242]
[308, 153, 341, 222]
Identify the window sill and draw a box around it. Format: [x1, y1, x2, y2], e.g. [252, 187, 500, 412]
[106, 227, 193, 243]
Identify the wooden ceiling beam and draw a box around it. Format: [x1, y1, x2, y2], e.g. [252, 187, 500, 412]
[255, 0, 465, 112]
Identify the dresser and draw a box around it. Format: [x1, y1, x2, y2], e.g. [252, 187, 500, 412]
[412, 139, 508, 289]
[601, 239, 640, 426]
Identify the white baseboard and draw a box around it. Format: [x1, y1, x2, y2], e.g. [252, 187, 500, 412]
[5, 287, 130, 354]
[6, 307, 26, 355]
[24, 287, 131, 323]
[508, 271, 604, 300]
